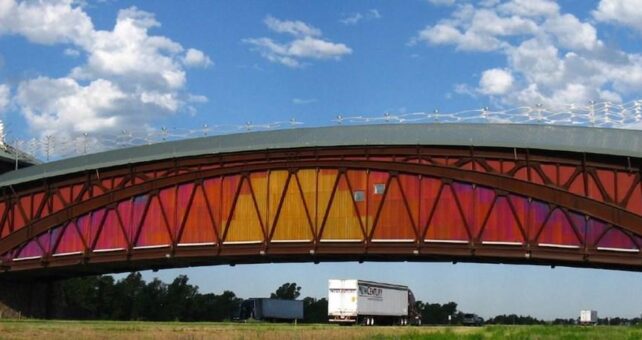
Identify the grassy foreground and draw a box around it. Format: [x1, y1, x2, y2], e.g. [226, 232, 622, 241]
[0, 320, 641, 339]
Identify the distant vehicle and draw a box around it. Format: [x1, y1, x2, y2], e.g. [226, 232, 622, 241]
[462, 313, 484, 326]
[235, 298, 303, 321]
[328, 279, 422, 326]
[580, 310, 598, 325]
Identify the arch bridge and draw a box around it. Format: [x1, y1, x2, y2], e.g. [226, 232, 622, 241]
[0, 124, 642, 280]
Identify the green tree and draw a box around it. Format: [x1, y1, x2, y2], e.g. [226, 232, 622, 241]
[137, 278, 167, 321]
[61, 276, 100, 319]
[303, 297, 328, 323]
[111, 272, 146, 320]
[414, 301, 460, 324]
[165, 275, 199, 321]
[270, 282, 301, 300]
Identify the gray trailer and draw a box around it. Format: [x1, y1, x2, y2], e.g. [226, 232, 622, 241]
[237, 298, 304, 321]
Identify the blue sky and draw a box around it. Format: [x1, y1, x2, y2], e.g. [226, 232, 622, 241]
[3, 0, 642, 319]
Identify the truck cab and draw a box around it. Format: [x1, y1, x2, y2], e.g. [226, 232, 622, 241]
[462, 313, 484, 326]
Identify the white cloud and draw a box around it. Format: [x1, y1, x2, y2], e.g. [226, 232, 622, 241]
[71, 7, 187, 90]
[246, 16, 351, 68]
[0, 1, 212, 138]
[544, 14, 599, 50]
[498, 0, 559, 17]
[264, 15, 321, 38]
[479, 68, 513, 95]
[0, 0, 94, 45]
[16, 77, 125, 136]
[63, 48, 80, 57]
[340, 9, 381, 25]
[593, 0, 642, 32]
[182, 48, 213, 68]
[414, 6, 538, 51]
[287, 36, 352, 59]
[0, 84, 9, 114]
[413, 0, 642, 107]
[427, 0, 456, 6]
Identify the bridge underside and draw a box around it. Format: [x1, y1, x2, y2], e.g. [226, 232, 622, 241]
[1, 145, 642, 279]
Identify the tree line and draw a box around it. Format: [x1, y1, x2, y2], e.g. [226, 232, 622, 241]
[57, 273, 642, 325]
[59, 273, 328, 322]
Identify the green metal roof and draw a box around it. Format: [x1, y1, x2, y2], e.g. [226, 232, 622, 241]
[0, 145, 40, 167]
[0, 124, 640, 187]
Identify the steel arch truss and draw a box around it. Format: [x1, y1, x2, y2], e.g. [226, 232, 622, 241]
[1, 146, 642, 277]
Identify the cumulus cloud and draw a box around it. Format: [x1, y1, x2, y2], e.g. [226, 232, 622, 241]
[413, 0, 642, 107]
[245, 16, 352, 68]
[413, 5, 538, 51]
[16, 77, 125, 136]
[340, 9, 381, 25]
[182, 48, 213, 68]
[479, 68, 513, 95]
[0, 0, 213, 138]
[0, 0, 93, 45]
[593, 0, 642, 32]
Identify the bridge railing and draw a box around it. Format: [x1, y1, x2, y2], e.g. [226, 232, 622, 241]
[2, 100, 642, 162]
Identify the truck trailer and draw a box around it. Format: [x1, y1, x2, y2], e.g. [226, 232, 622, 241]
[580, 310, 598, 325]
[236, 298, 304, 321]
[328, 279, 421, 326]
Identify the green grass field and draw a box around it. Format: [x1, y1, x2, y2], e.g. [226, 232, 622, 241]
[0, 320, 640, 339]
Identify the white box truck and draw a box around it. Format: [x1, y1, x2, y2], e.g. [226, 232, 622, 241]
[328, 279, 421, 326]
[580, 310, 598, 325]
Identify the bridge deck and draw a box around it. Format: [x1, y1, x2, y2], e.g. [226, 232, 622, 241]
[1, 124, 641, 187]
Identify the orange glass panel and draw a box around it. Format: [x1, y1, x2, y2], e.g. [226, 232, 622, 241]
[568, 174, 585, 196]
[597, 228, 638, 250]
[596, 169, 615, 202]
[537, 209, 581, 246]
[54, 222, 86, 254]
[268, 171, 289, 232]
[180, 185, 217, 244]
[586, 175, 604, 202]
[398, 175, 420, 227]
[271, 177, 314, 241]
[249, 172, 268, 231]
[296, 169, 318, 232]
[224, 178, 264, 243]
[203, 178, 223, 235]
[425, 185, 469, 242]
[94, 210, 128, 250]
[320, 174, 363, 241]
[368, 171, 390, 234]
[371, 177, 416, 241]
[136, 196, 172, 247]
[480, 196, 524, 243]
[317, 169, 339, 229]
[626, 183, 642, 215]
[615, 172, 636, 204]
[473, 186, 495, 238]
[419, 177, 441, 233]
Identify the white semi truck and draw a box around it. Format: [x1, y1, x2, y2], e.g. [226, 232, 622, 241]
[328, 279, 421, 326]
